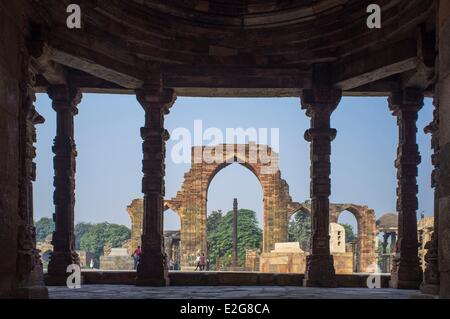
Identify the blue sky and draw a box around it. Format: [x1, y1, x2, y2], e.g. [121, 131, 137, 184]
[34, 94, 434, 232]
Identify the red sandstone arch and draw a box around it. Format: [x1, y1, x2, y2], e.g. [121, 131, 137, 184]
[287, 201, 377, 273]
[166, 143, 295, 269]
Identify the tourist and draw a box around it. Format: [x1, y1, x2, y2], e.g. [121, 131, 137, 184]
[133, 246, 142, 270]
[90, 258, 94, 269]
[194, 254, 201, 271]
[199, 253, 207, 271]
[169, 258, 174, 271]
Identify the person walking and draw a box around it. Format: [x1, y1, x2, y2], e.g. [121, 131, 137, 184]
[194, 254, 201, 271]
[133, 246, 142, 270]
[199, 253, 207, 271]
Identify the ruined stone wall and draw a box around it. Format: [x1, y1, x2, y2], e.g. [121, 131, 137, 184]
[0, 0, 27, 297]
[289, 202, 377, 273]
[329, 205, 377, 272]
[127, 199, 144, 253]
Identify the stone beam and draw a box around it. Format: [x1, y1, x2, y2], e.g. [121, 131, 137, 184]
[332, 38, 419, 90]
[47, 38, 143, 89]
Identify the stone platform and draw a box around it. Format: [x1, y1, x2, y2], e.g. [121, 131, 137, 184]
[47, 285, 435, 299]
[46, 270, 391, 288]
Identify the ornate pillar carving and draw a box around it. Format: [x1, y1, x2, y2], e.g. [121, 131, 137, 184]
[46, 85, 81, 282]
[15, 32, 48, 298]
[420, 90, 440, 294]
[301, 86, 341, 287]
[135, 79, 176, 286]
[388, 88, 423, 289]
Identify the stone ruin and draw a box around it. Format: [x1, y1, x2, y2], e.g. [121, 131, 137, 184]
[127, 143, 377, 273]
[258, 223, 353, 274]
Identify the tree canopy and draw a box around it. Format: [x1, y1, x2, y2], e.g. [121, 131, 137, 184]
[207, 209, 262, 269]
[35, 217, 55, 242]
[340, 223, 357, 243]
[288, 212, 357, 251]
[80, 222, 131, 262]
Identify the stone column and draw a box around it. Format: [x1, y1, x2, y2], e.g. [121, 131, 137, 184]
[14, 46, 48, 298]
[232, 198, 238, 268]
[47, 85, 81, 283]
[421, 96, 440, 294]
[135, 81, 176, 286]
[301, 87, 341, 287]
[388, 88, 423, 289]
[437, 0, 450, 299]
[390, 232, 397, 252]
[382, 233, 389, 254]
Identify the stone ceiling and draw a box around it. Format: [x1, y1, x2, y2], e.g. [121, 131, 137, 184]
[32, 0, 436, 96]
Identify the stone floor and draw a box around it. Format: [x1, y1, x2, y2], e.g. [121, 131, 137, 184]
[48, 285, 436, 299]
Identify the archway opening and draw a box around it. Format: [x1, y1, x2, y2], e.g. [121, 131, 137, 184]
[34, 93, 141, 270]
[337, 210, 359, 273]
[164, 209, 181, 270]
[206, 163, 263, 271]
[288, 210, 311, 253]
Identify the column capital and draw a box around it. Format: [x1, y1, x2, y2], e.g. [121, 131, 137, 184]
[47, 85, 82, 114]
[136, 85, 176, 113]
[300, 87, 342, 116]
[388, 88, 424, 114]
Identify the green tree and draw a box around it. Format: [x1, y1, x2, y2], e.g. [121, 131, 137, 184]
[207, 210, 223, 233]
[207, 209, 262, 269]
[80, 222, 131, 263]
[339, 223, 356, 243]
[288, 211, 311, 252]
[74, 222, 94, 250]
[35, 217, 55, 242]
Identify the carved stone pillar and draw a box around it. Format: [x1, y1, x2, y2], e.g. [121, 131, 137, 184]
[420, 88, 440, 294]
[389, 88, 423, 289]
[46, 85, 81, 283]
[136, 81, 176, 286]
[301, 87, 341, 287]
[15, 38, 48, 298]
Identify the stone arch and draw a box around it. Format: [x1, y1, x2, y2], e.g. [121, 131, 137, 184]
[329, 204, 377, 272]
[168, 143, 294, 269]
[286, 201, 376, 273]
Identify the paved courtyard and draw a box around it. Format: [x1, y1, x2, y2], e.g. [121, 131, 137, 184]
[48, 285, 436, 299]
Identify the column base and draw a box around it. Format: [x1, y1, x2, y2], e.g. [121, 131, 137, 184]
[439, 272, 450, 299]
[47, 250, 79, 278]
[390, 270, 422, 289]
[136, 251, 169, 287]
[420, 283, 440, 295]
[303, 254, 337, 288]
[14, 265, 49, 299]
[14, 286, 48, 299]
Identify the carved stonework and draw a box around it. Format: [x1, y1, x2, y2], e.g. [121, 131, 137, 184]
[46, 85, 81, 281]
[15, 27, 48, 297]
[421, 88, 440, 294]
[135, 76, 176, 286]
[388, 88, 423, 289]
[301, 86, 341, 288]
